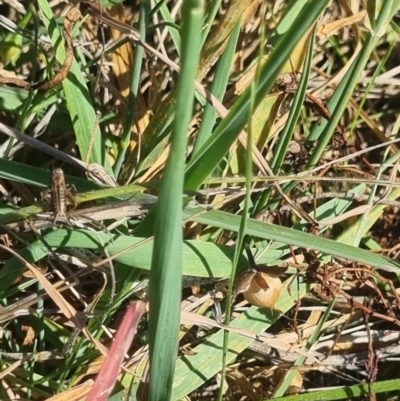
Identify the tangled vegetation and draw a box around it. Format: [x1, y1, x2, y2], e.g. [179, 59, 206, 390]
[1, 1, 400, 400]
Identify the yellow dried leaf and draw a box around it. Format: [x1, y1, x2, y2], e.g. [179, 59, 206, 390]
[317, 11, 366, 40]
[21, 325, 35, 346]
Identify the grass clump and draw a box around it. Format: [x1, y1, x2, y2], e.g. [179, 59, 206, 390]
[0, 1, 400, 400]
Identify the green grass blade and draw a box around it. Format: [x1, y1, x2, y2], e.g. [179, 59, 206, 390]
[201, 0, 222, 46]
[3, 203, 398, 292]
[192, 18, 241, 155]
[113, 2, 148, 177]
[184, 0, 330, 191]
[218, 51, 256, 400]
[108, 280, 308, 400]
[183, 208, 400, 273]
[155, 0, 182, 52]
[253, 26, 316, 214]
[0, 158, 98, 190]
[270, 28, 315, 172]
[0, 230, 247, 295]
[169, 280, 308, 399]
[37, 0, 113, 175]
[306, 1, 399, 165]
[123, 1, 251, 178]
[198, 0, 254, 79]
[147, 1, 204, 400]
[270, 378, 400, 401]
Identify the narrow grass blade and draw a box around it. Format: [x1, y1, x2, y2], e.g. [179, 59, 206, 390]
[218, 51, 256, 400]
[270, 29, 315, 172]
[192, 18, 241, 155]
[306, 1, 399, 165]
[270, 378, 400, 401]
[113, 3, 148, 177]
[0, 157, 99, 190]
[184, 0, 330, 191]
[154, 0, 181, 52]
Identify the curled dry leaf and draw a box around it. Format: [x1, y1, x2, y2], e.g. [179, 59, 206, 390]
[21, 325, 35, 346]
[242, 272, 282, 309]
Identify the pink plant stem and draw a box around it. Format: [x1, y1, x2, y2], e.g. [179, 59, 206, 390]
[86, 301, 147, 401]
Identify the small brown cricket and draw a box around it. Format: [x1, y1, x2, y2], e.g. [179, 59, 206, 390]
[49, 168, 77, 223]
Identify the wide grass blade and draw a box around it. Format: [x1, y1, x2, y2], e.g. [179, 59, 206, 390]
[147, 1, 204, 400]
[37, 0, 113, 174]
